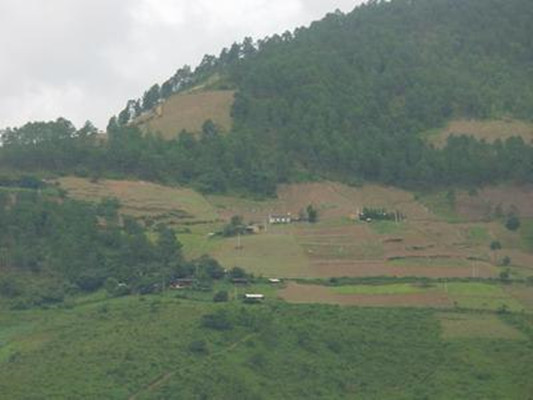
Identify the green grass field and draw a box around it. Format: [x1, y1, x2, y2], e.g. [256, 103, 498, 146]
[369, 221, 406, 235]
[212, 232, 311, 278]
[389, 257, 469, 268]
[1, 292, 532, 399]
[332, 283, 436, 295]
[446, 282, 525, 312]
[467, 225, 491, 244]
[520, 219, 533, 252]
[416, 191, 465, 223]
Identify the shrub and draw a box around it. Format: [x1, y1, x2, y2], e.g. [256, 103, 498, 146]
[213, 290, 229, 302]
[229, 266, 247, 279]
[188, 340, 209, 355]
[306, 204, 319, 223]
[202, 309, 233, 331]
[505, 215, 520, 231]
[499, 269, 511, 282]
[499, 256, 511, 267]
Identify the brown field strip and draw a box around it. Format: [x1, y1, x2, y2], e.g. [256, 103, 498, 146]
[310, 261, 497, 278]
[279, 282, 452, 307]
[275, 182, 434, 221]
[455, 185, 533, 220]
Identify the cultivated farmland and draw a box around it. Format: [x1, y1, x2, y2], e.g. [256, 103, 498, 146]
[56, 178, 533, 281]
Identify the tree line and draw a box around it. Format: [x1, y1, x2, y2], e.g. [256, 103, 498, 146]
[1, 116, 533, 196]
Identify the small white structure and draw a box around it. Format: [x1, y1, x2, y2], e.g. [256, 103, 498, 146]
[268, 278, 281, 284]
[244, 293, 265, 303]
[268, 214, 292, 224]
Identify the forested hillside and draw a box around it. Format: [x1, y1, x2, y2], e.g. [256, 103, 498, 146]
[0, 186, 232, 307]
[228, 0, 533, 185]
[2, 0, 533, 194]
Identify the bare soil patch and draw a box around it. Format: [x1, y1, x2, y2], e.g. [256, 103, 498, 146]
[310, 260, 496, 278]
[276, 182, 432, 221]
[455, 185, 533, 220]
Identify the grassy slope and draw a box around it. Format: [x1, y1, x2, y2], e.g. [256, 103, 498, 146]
[1, 293, 532, 399]
[136, 90, 235, 139]
[57, 177, 219, 224]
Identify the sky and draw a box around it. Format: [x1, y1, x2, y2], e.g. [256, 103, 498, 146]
[0, 0, 362, 130]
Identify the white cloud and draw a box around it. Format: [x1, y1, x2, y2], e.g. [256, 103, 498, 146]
[131, 0, 186, 27]
[0, 0, 362, 130]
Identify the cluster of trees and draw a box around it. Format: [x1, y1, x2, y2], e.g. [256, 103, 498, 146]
[221, 215, 248, 237]
[359, 207, 404, 222]
[0, 188, 227, 307]
[0, 119, 280, 196]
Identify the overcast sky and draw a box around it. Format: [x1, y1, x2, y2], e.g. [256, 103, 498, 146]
[0, 0, 363, 130]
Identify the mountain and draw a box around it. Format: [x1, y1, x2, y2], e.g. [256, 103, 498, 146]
[2, 3, 533, 396]
[117, 0, 533, 191]
[2, 0, 533, 194]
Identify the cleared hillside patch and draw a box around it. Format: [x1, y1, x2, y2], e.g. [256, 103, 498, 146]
[454, 185, 533, 221]
[276, 182, 432, 221]
[136, 90, 234, 139]
[57, 177, 218, 224]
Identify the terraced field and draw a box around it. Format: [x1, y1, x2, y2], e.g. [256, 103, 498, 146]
[57, 177, 219, 225]
[279, 281, 528, 312]
[56, 178, 533, 281]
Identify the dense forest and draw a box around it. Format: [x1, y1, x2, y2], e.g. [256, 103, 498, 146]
[0, 187, 230, 306]
[1, 0, 533, 195]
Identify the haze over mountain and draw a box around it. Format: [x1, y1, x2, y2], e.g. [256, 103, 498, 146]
[0, 0, 359, 129]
